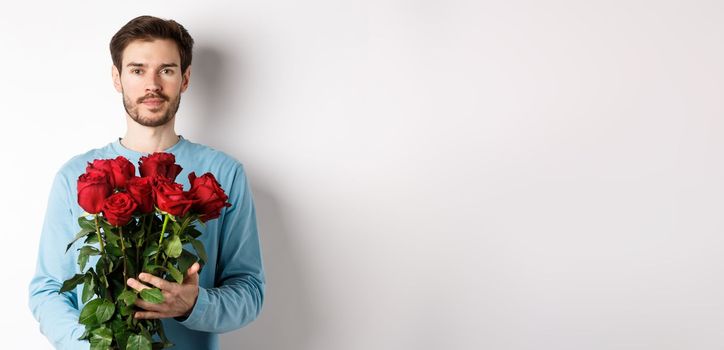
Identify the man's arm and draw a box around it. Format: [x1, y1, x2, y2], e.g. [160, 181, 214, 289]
[176, 163, 266, 333]
[28, 171, 89, 349]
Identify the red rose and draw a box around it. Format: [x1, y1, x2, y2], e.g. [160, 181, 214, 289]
[139, 153, 182, 182]
[78, 170, 113, 214]
[187, 172, 231, 222]
[153, 178, 193, 217]
[101, 192, 137, 226]
[127, 176, 154, 214]
[86, 156, 135, 190]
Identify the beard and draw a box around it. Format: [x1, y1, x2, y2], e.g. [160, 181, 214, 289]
[122, 89, 181, 127]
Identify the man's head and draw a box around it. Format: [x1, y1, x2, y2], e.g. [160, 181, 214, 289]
[110, 16, 194, 127]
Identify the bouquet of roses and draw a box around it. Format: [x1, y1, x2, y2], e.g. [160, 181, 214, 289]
[60, 153, 231, 350]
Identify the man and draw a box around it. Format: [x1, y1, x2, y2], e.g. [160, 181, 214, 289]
[28, 15, 265, 349]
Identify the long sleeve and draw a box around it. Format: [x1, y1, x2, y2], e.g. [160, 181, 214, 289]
[177, 163, 266, 333]
[28, 171, 90, 350]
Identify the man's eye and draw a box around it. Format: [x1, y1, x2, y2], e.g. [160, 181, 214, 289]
[161, 69, 173, 75]
[131, 69, 142, 74]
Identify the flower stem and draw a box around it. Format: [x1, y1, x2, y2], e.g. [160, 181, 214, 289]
[155, 214, 169, 265]
[162, 215, 191, 268]
[137, 215, 145, 274]
[94, 215, 105, 253]
[119, 226, 128, 289]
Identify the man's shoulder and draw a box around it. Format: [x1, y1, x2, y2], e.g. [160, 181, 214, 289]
[48, 146, 114, 193]
[181, 140, 246, 172]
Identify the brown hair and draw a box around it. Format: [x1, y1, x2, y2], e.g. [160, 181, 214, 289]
[110, 15, 194, 74]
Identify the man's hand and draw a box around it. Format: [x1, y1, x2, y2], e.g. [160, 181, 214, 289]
[127, 262, 201, 319]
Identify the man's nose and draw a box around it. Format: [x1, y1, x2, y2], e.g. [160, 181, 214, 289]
[145, 73, 162, 93]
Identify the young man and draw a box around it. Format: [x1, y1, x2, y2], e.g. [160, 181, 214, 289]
[28, 16, 265, 349]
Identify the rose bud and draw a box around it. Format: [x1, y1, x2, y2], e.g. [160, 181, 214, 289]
[153, 178, 194, 217]
[139, 152, 182, 182]
[86, 156, 135, 190]
[110, 156, 135, 189]
[126, 176, 154, 214]
[187, 172, 231, 222]
[77, 170, 113, 214]
[101, 192, 137, 227]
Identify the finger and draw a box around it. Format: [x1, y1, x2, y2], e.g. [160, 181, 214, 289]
[184, 262, 200, 284]
[134, 310, 165, 319]
[134, 298, 164, 312]
[127, 278, 151, 292]
[186, 262, 200, 276]
[138, 272, 173, 291]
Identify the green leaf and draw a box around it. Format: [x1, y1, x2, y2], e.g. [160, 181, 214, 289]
[190, 239, 207, 264]
[119, 302, 132, 317]
[166, 263, 183, 284]
[66, 227, 94, 252]
[110, 317, 129, 341]
[77, 327, 91, 340]
[78, 216, 96, 231]
[95, 299, 115, 324]
[78, 246, 101, 271]
[60, 273, 85, 293]
[118, 289, 137, 306]
[100, 219, 116, 234]
[177, 249, 197, 275]
[89, 337, 110, 350]
[90, 327, 113, 350]
[84, 233, 99, 245]
[140, 288, 164, 304]
[187, 227, 203, 238]
[143, 243, 159, 258]
[143, 264, 165, 274]
[105, 229, 120, 246]
[164, 235, 182, 258]
[105, 243, 123, 257]
[106, 257, 118, 274]
[79, 299, 102, 325]
[93, 258, 110, 288]
[91, 326, 113, 338]
[138, 321, 151, 338]
[126, 334, 152, 350]
[82, 273, 96, 304]
[127, 256, 138, 280]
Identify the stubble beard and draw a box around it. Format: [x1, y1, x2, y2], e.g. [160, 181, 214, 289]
[122, 89, 182, 127]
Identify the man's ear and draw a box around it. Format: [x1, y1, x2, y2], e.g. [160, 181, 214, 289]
[112, 65, 122, 93]
[180, 66, 191, 93]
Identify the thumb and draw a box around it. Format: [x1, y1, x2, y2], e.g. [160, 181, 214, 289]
[184, 262, 200, 285]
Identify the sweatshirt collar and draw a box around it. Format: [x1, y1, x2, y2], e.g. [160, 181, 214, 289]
[110, 135, 187, 160]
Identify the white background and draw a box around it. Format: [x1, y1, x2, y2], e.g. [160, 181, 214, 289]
[2, 0, 724, 349]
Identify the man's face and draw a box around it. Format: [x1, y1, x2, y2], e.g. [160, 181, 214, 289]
[112, 39, 191, 127]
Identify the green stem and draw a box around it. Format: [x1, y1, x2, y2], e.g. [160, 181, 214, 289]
[119, 226, 128, 289]
[137, 215, 145, 275]
[94, 215, 105, 253]
[162, 215, 192, 268]
[94, 215, 112, 299]
[155, 214, 169, 265]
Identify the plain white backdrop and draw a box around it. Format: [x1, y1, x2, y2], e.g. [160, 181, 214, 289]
[3, 0, 724, 349]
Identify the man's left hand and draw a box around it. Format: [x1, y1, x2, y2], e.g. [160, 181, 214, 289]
[127, 262, 201, 319]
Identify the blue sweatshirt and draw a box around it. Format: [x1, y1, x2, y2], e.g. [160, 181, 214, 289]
[28, 136, 265, 349]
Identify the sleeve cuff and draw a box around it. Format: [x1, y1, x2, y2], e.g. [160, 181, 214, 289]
[174, 286, 208, 329]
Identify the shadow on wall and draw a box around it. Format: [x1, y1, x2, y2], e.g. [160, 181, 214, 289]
[192, 46, 317, 350]
[186, 45, 232, 132]
[221, 186, 317, 350]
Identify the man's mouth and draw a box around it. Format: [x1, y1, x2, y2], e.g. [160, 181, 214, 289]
[140, 96, 167, 108]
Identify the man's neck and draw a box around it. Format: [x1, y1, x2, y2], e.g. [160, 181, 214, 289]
[120, 116, 180, 153]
